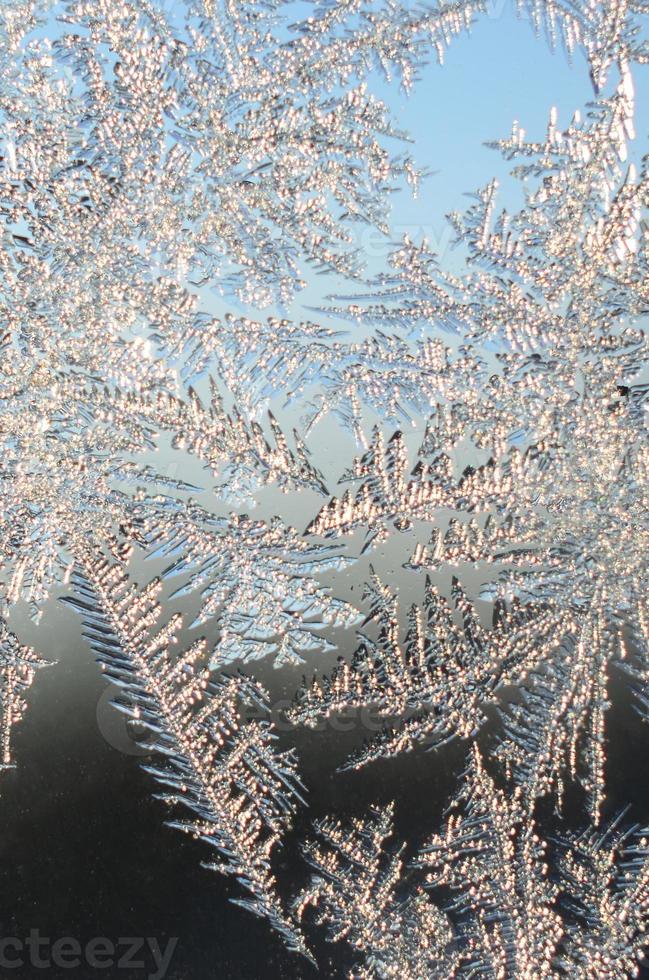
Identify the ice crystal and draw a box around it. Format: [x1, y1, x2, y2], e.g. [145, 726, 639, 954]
[295, 802, 460, 979]
[516, 0, 649, 90]
[1, 0, 649, 972]
[141, 504, 361, 667]
[160, 383, 330, 500]
[307, 52, 649, 820]
[416, 748, 563, 978]
[0, 0, 480, 617]
[290, 569, 561, 768]
[557, 817, 649, 979]
[0, 621, 46, 768]
[198, 312, 461, 441]
[306, 427, 458, 545]
[299, 751, 649, 978]
[420, 750, 649, 978]
[61, 543, 309, 956]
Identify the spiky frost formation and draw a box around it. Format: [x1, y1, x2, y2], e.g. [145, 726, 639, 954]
[299, 752, 649, 977]
[61, 544, 310, 957]
[0, 621, 47, 768]
[295, 802, 460, 979]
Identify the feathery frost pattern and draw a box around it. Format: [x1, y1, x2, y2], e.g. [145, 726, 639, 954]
[0, 0, 648, 974]
[0, 622, 46, 768]
[61, 544, 308, 956]
[295, 801, 460, 979]
[300, 750, 649, 978]
[290, 571, 563, 769]
[142, 505, 361, 667]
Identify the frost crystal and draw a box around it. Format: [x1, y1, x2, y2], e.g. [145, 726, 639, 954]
[290, 570, 561, 768]
[0, 621, 46, 768]
[295, 802, 460, 980]
[300, 751, 649, 978]
[142, 505, 361, 667]
[306, 48, 649, 821]
[1, 0, 649, 972]
[61, 545, 309, 956]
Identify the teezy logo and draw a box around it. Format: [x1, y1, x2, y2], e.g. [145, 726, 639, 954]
[0, 932, 178, 978]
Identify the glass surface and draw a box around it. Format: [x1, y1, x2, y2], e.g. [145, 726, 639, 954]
[0, 2, 648, 978]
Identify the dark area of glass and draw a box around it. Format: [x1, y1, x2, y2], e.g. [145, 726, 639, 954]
[1, 606, 648, 979]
